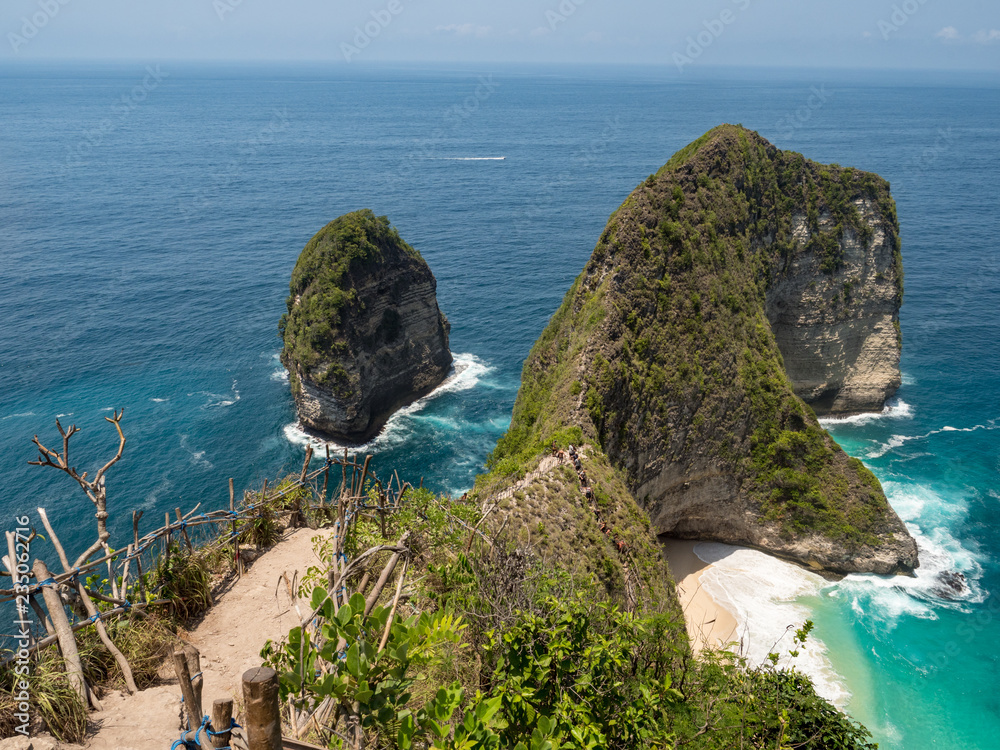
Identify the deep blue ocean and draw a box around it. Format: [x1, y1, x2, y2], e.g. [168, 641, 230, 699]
[1, 62, 997, 748]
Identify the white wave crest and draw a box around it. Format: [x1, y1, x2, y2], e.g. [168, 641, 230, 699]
[179, 434, 214, 469]
[151, 398, 169, 403]
[1, 412, 35, 421]
[435, 157, 506, 161]
[268, 352, 289, 382]
[693, 543, 850, 706]
[866, 421, 999, 459]
[190, 380, 241, 409]
[835, 482, 985, 622]
[819, 398, 913, 427]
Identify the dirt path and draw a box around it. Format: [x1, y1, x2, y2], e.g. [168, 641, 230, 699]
[83, 526, 333, 750]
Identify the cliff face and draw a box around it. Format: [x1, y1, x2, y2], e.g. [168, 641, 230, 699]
[281, 210, 452, 443]
[486, 125, 917, 576]
[767, 203, 902, 415]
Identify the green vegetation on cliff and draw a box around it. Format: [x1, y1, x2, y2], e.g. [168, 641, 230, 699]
[488, 124, 906, 554]
[279, 209, 424, 391]
[263, 482, 877, 749]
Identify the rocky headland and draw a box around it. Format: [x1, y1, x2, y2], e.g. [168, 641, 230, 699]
[280, 210, 452, 444]
[484, 125, 918, 576]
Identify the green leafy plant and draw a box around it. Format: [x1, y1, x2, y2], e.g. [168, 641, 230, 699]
[153, 545, 213, 621]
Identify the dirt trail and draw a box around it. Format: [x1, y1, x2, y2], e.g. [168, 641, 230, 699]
[82, 526, 333, 750]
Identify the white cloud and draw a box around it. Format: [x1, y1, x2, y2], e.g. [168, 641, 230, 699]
[581, 31, 604, 43]
[529, 26, 551, 37]
[973, 29, 1000, 44]
[435, 23, 492, 38]
[935, 26, 960, 41]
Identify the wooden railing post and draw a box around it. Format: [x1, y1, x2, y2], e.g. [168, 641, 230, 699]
[34, 559, 88, 708]
[230, 478, 241, 578]
[172, 645, 203, 731]
[211, 698, 234, 749]
[133, 510, 146, 601]
[176, 508, 194, 551]
[242, 667, 283, 750]
[292, 445, 313, 528]
[321, 445, 330, 508]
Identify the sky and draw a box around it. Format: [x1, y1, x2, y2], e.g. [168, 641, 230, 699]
[1, 0, 999, 71]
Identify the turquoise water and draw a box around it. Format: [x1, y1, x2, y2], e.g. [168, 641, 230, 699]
[1, 63, 997, 748]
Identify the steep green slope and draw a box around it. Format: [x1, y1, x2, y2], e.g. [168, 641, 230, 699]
[486, 125, 917, 575]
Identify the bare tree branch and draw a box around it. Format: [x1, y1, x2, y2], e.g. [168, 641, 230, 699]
[28, 410, 127, 569]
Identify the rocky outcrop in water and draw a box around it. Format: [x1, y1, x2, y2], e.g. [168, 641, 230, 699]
[485, 125, 917, 576]
[280, 210, 452, 444]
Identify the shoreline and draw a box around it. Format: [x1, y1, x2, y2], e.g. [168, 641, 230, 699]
[662, 538, 850, 707]
[661, 539, 740, 651]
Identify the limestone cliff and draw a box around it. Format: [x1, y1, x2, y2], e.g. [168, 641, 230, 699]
[485, 125, 917, 576]
[767, 202, 902, 415]
[280, 210, 452, 443]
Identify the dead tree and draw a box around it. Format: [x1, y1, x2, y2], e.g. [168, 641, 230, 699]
[29, 409, 127, 568]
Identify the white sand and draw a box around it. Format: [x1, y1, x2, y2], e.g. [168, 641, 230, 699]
[661, 539, 740, 651]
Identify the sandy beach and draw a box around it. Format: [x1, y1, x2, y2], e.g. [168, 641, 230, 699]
[661, 539, 740, 652]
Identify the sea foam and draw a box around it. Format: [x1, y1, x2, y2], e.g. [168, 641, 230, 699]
[818, 397, 913, 427]
[694, 543, 850, 706]
[283, 353, 491, 454]
[866, 420, 999, 459]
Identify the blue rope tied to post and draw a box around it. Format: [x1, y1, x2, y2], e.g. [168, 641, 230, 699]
[206, 717, 241, 737]
[171, 714, 211, 750]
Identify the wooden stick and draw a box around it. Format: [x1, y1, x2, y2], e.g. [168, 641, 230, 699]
[37, 508, 138, 694]
[34, 559, 89, 708]
[359, 455, 372, 498]
[243, 667, 283, 750]
[165, 512, 173, 571]
[120, 543, 133, 607]
[107, 546, 120, 601]
[184, 644, 206, 737]
[364, 533, 409, 617]
[134, 509, 147, 601]
[29, 595, 54, 637]
[321, 445, 330, 507]
[299, 445, 313, 484]
[230, 478, 241, 579]
[378, 558, 408, 652]
[211, 698, 234, 750]
[292, 446, 313, 528]
[341, 448, 348, 497]
[172, 646, 202, 732]
[282, 572, 304, 621]
[288, 695, 300, 740]
[4, 533, 33, 648]
[177, 508, 194, 551]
